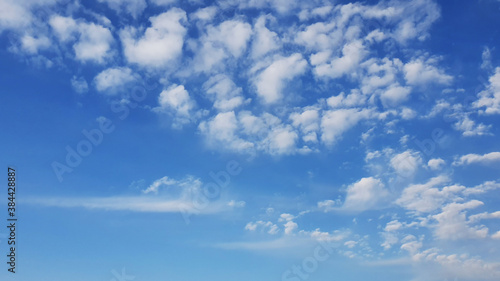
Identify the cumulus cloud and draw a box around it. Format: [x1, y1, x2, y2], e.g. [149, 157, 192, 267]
[390, 150, 423, 177]
[396, 176, 463, 213]
[203, 74, 245, 111]
[474, 67, 500, 115]
[120, 8, 187, 68]
[50, 15, 114, 63]
[432, 200, 488, 240]
[154, 84, 198, 128]
[251, 15, 280, 58]
[314, 40, 367, 79]
[191, 19, 252, 73]
[342, 177, 389, 211]
[19, 35, 51, 54]
[254, 53, 307, 104]
[427, 158, 445, 170]
[94, 67, 138, 93]
[403, 57, 453, 86]
[321, 108, 373, 145]
[198, 111, 254, 152]
[0, 0, 33, 32]
[453, 152, 500, 166]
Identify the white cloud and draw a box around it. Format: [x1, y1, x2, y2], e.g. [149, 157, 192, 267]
[342, 177, 389, 211]
[474, 67, 500, 115]
[314, 40, 367, 79]
[427, 158, 445, 170]
[317, 200, 336, 212]
[326, 90, 367, 108]
[20, 35, 51, 54]
[390, 150, 422, 177]
[453, 115, 491, 136]
[263, 126, 298, 155]
[391, 0, 440, 43]
[295, 21, 336, 51]
[290, 109, 320, 143]
[190, 6, 218, 21]
[203, 74, 245, 111]
[209, 20, 252, 57]
[380, 84, 412, 107]
[190, 19, 252, 73]
[142, 176, 180, 194]
[0, 0, 32, 31]
[154, 84, 198, 128]
[385, 220, 403, 232]
[198, 111, 254, 152]
[453, 152, 500, 166]
[97, 0, 147, 19]
[432, 200, 488, 240]
[320, 108, 373, 145]
[396, 176, 464, 213]
[120, 8, 187, 68]
[251, 16, 279, 58]
[403, 57, 452, 86]
[284, 221, 298, 235]
[74, 22, 114, 63]
[481, 47, 492, 70]
[49, 15, 78, 42]
[227, 200, 246, 208]
[94, 67, 137, 93]
[71, 76, 88, 94]
[26, 174, 230, 215]
[254, 53, 307, 104]
[245, 220, 279, 235]
[50, 15, 114, 63]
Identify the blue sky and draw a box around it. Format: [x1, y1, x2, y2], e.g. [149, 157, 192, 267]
[1, 0, 500, 280]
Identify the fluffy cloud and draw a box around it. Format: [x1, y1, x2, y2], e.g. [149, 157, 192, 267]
[0, 0, 33, 31]
[427, 158, 445, 170]
[251, 15, 280, 58]
[453, 114, 491, 136]
[154, 84, 198, 128]
[432, 200, 488, 240]
[403, 57, 453, 86]
[390, 150, 422, 177]
[396, 176, 463, 213]
[203, 74, 245, 111]
[191, 19, 252, 72]
[342, 177, 389, 211]
[19, 35, 51, 54]
[321, 108, 373, 146]
[290, 109, 320, 143]
[50, 15, 114, 63]
[254, 53, 307, 104]
[474, 67, 500, 115]
[453, 152, 500, 166]
[94, 67, 138, 93]
[120, 8, 187, 67]
[314, 40, 367, 79]
[198, 111, 254, 152]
